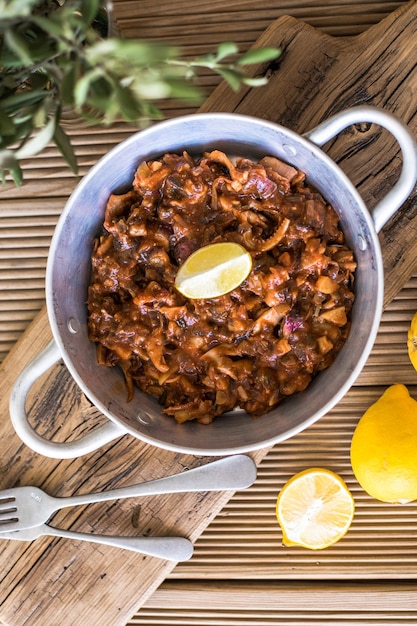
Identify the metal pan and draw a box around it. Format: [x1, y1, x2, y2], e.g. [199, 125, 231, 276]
[10, 106, 417, 458]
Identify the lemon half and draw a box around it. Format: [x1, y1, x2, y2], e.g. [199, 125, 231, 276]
[175, 242, 252, 299]
[276, 468, 355, 550]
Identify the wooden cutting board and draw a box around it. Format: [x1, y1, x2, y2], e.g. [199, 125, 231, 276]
[0, 3, 416, 625]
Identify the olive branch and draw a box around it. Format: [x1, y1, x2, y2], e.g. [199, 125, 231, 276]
[0, 0, 281, 185]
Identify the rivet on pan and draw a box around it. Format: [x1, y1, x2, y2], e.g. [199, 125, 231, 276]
[282, 144, 297, 157]
[138, 412, 152, 425]
[357, 234, 367, 251]
[67, 317, 80, 333]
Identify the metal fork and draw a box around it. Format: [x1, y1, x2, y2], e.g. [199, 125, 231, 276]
[0, 454, 256, 532]
[0, 523, 194, 560]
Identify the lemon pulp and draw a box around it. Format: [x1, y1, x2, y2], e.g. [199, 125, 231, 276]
[175, 242, 252, 299]
[276, 468, 355, 550]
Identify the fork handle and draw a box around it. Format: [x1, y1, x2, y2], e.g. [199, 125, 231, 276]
[55, 455, 257, 509]
[44, 525, 193, 560]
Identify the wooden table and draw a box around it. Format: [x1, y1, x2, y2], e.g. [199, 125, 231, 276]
[1, 2, 417, 625]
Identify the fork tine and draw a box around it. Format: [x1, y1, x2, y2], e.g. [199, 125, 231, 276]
[0, 496, 16, 504]
[0, 506, 17, 519]
[0, 497, 18, 524]
[0, 520, 18, 528]
[0, 498, 16, 510]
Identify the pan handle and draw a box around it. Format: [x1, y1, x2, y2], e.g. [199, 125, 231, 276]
[303, 105, 417, 233]
[9, 339, 125, 458]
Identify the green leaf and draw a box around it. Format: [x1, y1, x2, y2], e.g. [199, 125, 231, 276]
[9, 161, 23, 186]
[241, 76, 269, 87]
[80, 0, 100, 26]
[0, 90, 47, 113]
[163, 79, 202, 102]
[60, 63, 78, 106]
[214, 42, 239, 62]
[4, 29, 33, 65]
[113, 85, 140, 121]
[0, 114, 16, 136]
[217, 68, 244, 92]
[237, 47, 281, 66]
[86, 38, 178, 67]
[184, 67, 196, 80]
[32, 102, 48, 128]
[0, 149, 22, 186]
[30, 15, 65, 39]
[13, 107, 38, 125]
[16, 114, 57, 159]
[74, 68, 104, 107]
[192, 52, 215, 66]
[140, 102, 164, 120]
[132, 78, 172, 100]
[53, 124, 78, 174]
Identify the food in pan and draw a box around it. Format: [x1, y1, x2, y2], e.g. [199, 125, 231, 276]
[87, 150, 356, 424]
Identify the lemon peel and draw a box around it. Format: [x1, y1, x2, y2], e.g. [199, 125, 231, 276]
[407, 311, 417, 372]
[350, 384, 417, 504]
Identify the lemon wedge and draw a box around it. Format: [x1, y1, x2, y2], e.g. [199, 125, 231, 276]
[175, 242, 252, 299]
[276, 468, 355, 550]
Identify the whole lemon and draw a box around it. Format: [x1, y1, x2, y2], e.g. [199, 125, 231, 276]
[407, 311, 417, 372]
[350, 384, 417, 504]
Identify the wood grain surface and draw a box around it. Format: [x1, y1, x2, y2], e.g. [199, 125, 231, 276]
[135, 581, 417, 625]
[0, 2, 416, 626]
